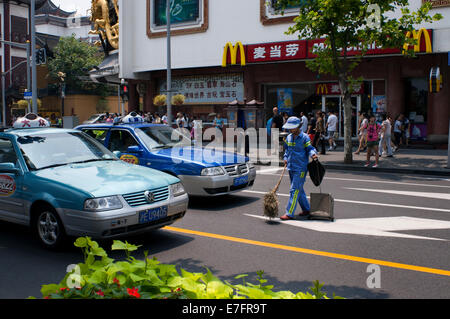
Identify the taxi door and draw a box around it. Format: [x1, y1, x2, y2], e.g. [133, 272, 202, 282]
[0, 137, 26, 224]
[107, 129, 146, 166]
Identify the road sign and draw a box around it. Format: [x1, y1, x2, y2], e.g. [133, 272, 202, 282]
[24, 91, 32, 100]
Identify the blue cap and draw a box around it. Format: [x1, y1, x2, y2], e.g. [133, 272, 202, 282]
[282, 116, 301, 130]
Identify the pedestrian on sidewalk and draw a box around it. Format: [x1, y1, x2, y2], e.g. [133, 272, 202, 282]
[393, 114, 404, 151]
[379, 114, 393, 157]
[326, 110, 338, 151]
[401, 113, 410, 148]
[365, 114, 381, 168]
[307, 112, 316, 142]
[280, 117, 319, 220]
[314, 111, 326, 155]
[300, 112, 308, 133]
[355, 113, 368, 154]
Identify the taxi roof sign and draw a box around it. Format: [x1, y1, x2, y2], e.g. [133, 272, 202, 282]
[121, 112, 144, 124]
[13, 113, 50, 129]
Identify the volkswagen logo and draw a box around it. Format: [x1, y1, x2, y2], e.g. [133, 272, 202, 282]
[144, 191, 155, 203]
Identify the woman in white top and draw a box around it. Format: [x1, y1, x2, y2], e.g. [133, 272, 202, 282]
[355, 113, 368, 154]
[378, 115, 393, 157]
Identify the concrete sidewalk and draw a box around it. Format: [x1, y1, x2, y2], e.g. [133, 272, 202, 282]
[243, 145, 450, 176]
[310, 146, 450, 176]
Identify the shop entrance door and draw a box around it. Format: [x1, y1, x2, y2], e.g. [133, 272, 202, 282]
[322, 95, 361, 140]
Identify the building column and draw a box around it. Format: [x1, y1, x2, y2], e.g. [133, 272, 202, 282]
[128, 81, 139, 113]
[143, 81, 156, 113]
[386, 58, 404, 119]
[244, 67, 256, 101]
[428, 54, 449, 144]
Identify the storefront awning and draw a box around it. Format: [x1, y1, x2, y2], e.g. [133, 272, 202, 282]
[89, 51, 120, 84]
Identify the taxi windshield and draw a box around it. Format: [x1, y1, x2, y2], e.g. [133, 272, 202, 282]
[136, 126, 192, 150]
[17, 132, 117, 170]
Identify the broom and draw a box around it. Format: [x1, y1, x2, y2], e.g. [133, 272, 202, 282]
[263, 165, 287, 220]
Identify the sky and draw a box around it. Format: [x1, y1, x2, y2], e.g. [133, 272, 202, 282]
[51, 0, 92, 16]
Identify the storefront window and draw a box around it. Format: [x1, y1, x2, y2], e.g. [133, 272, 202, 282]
[265, 83, 321, 119]
[405, 78, 428, 123]
[154, 0, 200, 26]
[404, 78, 428, 141]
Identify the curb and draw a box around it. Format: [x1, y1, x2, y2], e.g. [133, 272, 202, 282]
[255, 160, 450, 177]
[322, 163, 450, 177]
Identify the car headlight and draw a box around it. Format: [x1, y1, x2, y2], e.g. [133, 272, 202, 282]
[170, 182, 186, 197]
[84, 196, 123, 212]
[201, 167, 225, 176]
[247, 162, 255, 170]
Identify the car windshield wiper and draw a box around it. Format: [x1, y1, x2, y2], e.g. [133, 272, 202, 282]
[37, 163, 71, 170]
[71, 158, 116, 164]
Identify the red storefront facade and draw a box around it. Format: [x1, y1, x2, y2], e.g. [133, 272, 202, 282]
[127, 29, 449, 144]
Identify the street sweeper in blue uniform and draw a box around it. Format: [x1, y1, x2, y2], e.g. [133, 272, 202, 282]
[281, 116, 319, 220]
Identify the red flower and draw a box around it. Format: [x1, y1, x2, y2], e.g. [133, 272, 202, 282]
[127, 287, 141, 299]
[113, 277, 120, 286]
[59, 287, 70, 292]
[96, 290, 105, 297]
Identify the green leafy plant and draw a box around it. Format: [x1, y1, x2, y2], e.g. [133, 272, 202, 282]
[33, 237, 343, 299]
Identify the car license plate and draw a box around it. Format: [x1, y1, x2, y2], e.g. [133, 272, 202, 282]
[233, 175, 248, 186]
[139, 206, 168, 224]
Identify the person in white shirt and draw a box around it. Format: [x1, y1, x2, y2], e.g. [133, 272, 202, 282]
[393, 114, 404, 151]
[379, 114, 393, 157]
[326, 110, 338, 151]
[176, 112, 186, 128]
[300, 112, 308, 133]
[161, 114, 168, 125]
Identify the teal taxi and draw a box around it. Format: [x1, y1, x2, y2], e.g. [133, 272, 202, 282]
[0, 114, 188, 249]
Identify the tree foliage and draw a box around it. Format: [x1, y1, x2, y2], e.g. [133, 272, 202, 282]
[47, 35, 111, 95]
[274, 0, 442, 163]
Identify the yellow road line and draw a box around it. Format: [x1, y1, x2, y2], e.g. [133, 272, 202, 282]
[164, 226, 450, 277]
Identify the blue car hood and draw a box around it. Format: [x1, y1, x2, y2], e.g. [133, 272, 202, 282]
[153, 147, 248, 167]
[33, 160, 179, 198]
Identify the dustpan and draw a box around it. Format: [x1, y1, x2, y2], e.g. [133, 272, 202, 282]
[307, 159, 335, 222]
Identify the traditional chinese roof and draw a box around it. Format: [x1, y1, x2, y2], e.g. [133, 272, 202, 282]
[12, 0, 47, 10]
[36, 0, 76, 18]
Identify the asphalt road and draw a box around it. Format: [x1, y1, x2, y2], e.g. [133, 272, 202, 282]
[1, 168, 449, 299]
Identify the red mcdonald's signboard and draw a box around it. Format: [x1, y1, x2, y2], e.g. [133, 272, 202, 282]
[223, 29, 433, 67]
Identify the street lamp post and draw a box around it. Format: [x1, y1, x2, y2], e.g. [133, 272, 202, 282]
[31, 0, 38, 114]
[166, 0, 172, 127]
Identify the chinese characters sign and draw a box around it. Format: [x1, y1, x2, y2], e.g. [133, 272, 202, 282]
[159, 74, 244, 104]
[226, 29, 432, 66]
[246, 40, 307, 63]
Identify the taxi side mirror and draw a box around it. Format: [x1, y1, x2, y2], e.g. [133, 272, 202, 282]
[112, 151, 121, 158]
[127, 146, 143, 154]
[0, 163, 20, 175]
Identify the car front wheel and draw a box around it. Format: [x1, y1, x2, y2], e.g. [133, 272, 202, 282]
[35, 207, 66, 250]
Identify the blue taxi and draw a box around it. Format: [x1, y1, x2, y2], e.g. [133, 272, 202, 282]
[0, 114, 188, 249]
[75, 113, 257, 196]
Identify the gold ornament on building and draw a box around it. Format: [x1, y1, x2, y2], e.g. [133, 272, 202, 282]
[89, 0, 119, 51]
